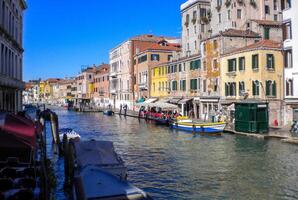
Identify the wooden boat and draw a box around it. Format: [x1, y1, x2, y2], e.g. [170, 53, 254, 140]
[103, 110, 114, 116]
[171, 117, 226, 134]
[73, 165, 151, 200]
[154, 118, 171, 126]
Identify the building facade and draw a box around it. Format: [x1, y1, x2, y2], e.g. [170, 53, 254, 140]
[221, 40, 284, 125]
[134, 42, 181, 102]
[93, 64, 110, 107]
[282, 0, 298, 123]
[0, 0, 27, 112]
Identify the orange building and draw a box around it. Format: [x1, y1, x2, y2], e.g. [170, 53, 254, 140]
[93, 64, 110, 107]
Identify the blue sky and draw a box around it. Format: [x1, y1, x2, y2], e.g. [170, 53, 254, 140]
[24, 0, 185, 81]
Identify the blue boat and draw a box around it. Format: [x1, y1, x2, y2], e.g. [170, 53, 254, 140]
[103, 110, 114, 116]
[171, 118, 226, 134]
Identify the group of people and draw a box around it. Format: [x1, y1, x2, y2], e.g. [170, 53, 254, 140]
[138, 106, 181, 120]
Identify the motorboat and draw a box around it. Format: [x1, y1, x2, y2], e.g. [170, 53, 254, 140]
[103, 110, 114, 116]
[72, 140, 127, 180]
[73, 165, 151, 200]
[59, 128, 81, 141]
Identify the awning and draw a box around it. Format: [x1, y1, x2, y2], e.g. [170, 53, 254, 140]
[179, 98, 193, 104]
[136, 98, 158, 107]
[168, 97, 182, 104]
[144, 98, 157, 104]
[0, 113, 36, 148]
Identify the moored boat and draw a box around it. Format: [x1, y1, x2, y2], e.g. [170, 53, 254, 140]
[73, 165, 151, 200]
[103, 110, 114, 116]
[171, 118, 226, 134]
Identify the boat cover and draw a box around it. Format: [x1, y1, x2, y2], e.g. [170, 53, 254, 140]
[74, 166, 147, 200]
[74, 141, 123, 167]
[0, 113, 36, 148]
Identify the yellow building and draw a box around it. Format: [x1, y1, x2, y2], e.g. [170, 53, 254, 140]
[150, 63, 169, 98]
[220, 40, 284, 125]
[39, 81, 45, 98]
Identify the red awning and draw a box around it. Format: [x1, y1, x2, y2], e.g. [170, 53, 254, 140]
[0, 113, 36, 148]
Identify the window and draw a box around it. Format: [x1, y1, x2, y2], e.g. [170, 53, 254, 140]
[190, 59, 201, 70]
[238, 57, 245, 71]
[284, 49, 293, 68]
[194, 25, 197, 34]
[225, 82, 236, 96]
[172, 81, 178, 91]
[264, 27, 270, 39]
[237, 9, 242, 19]
[217, 0, 222, 6]
[153, 83, 155, 92]
[283, 21, 292, 40]
[228, 10, 231, 20]
[252, 54, 259, 69]
[198, 78, 201, 91]
[266, 80, 276, 96]
[201, 24, 205, 33]
[200, 8, 206, 17]
[218, 13, 221, 23]
[213, 59, 218, 70]
[178, 64, 182, 72]
[187, 28, 189, 37]
[195, 40, 197, 50]
[274, 0, 278, 10]
[185, 14, 190, 25]
[286, 79, 293, 96]
[203, 79, 207, 92]
[190, 79, 198, 90]
[203, 61, 207, 71]
[239, 81, 245, 96]
[138, 55, 147, 63]
[228, 58, 236, 72]
[168, 65, 171, 73]
[252, 80, 260, 96]
[180, 80, 186, 91]
[265, 5, 270, 14]
[193, 11, 197, 21]
[168, 55, 173, 61]
[266, 54, 275, 70]
[274, 14, 278, 21]
[213, 40, 218, 49]
[151, 54, 160, 61]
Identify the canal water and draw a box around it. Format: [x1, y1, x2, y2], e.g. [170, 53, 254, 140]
[50, 108, 298, 200]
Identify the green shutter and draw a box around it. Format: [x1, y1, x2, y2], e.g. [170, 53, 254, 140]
[272, 55, 275, 69]
[198, 60, 201, 69]
[252, 81, 256, 95]
[266, 81, 270, 96]
[225, 83, 228, 96]
[273, 81, 277, 96]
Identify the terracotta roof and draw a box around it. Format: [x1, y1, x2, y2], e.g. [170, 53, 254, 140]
[46, 78, 61, 83]
[95, 64, 110, 74]
[139, 43, 181, 53]
[220, 29, 260, 38]
[223, 40, 282, 56]
[130, 34, 177, 42]
[251, 19, 282, 26]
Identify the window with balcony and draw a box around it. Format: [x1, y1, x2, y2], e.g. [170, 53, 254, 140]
[151, 54, 160, 61]
[178, 64, 182, 72]
[228, 58, 236, 72]
[252, 80, 260, 96]
[274, 0, 278, 10]
[252, 54, 259, 70]
[239, 81, 245, 96]
[265, 80, 276, 96]
[266, 54, 275, 70]
[200, 8, 206, 17]
[283, 21, 292, 40]
[225, 82, 236, 97]
[284, 49, 292, 68]
[286, 79, 293, 96]
[185, 14, 190, 26]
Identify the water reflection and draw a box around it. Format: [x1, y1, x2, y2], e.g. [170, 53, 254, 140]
[51, 108, 298, 200]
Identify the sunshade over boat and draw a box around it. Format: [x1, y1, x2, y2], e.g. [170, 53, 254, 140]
[0, 113, 36, 148]
[73, 166, 150, 200]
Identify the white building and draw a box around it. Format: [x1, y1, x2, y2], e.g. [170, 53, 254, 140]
[0, 0, 27, 112]
[282, 0, 298, 123]
[181, 0, 211, 57]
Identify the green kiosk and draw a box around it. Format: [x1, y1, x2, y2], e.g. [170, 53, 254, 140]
[235, 101, 269, 134]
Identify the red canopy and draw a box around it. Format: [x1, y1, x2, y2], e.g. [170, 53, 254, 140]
[0, 113, 36, 148]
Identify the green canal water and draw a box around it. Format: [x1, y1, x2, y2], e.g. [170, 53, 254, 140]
[50, 108, 298, 200]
